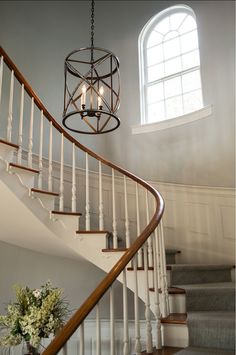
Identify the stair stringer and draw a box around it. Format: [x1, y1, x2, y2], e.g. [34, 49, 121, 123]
[0, 150, 161, 316]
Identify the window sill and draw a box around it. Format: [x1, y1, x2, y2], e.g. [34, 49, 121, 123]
[131, 105, 213, 135]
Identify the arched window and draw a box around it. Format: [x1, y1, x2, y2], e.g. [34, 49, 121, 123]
[139, 5, 203, 125]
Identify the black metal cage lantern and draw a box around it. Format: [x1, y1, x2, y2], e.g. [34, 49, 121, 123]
[62, 1, 120, 134]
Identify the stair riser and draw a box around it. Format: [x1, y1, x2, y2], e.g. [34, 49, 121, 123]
[188, 315, 235, 350]
[170, 269, 232, 286]
[50, 214, 80, 233]
[31, 192, 56, 211]
[162, 323, 188, 348]
[169, 294, 186, 314]
[0, 143, 16, 162]
[8, 166, 36, 188]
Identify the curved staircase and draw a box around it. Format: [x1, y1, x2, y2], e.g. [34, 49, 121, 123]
[0, 47, 234, 355]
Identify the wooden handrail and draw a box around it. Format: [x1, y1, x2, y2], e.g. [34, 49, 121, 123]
[0, 46, 165, 354]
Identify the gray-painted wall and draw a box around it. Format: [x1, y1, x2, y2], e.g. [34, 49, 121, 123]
[0, 240, 144, 318]
[0, 1, 234, 187]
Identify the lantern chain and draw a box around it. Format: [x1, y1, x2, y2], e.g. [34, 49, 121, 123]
[91, 0, 95, 61]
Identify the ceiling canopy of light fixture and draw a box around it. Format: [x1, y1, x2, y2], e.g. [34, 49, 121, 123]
[62, 0, 120, 134]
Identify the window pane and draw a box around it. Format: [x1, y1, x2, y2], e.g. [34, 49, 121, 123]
[163, 37, 180, 60]
[147, 31, 163, 48]
[148, 101, 165, 122]
[165, 56, 181, 77]
[182, 50, 200, 70]
[148, 63, 164, 82]
[170, 13, 187, 31]
[155, 16, 170, 34]
[182, 70, 201, 93]
[147, 45, 163, 66]
[165, 95, 183, 119]
[183, 89, 203, 113]
[179, 15, 197, 34]
[180, 30, 198, 53]
[164, 76, 182, 98]
[164, 30, 179, 41]
[147, 83, 164, 103]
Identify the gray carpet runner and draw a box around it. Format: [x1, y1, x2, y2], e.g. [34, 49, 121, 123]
[169, 264, 232, 285]
[172, 266, 235, 355]
[174, 346, 235, 355]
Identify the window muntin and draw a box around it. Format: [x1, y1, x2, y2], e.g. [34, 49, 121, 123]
[139, 5, 203, 124]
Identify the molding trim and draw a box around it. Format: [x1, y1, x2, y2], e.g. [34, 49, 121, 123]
[132, 105, 213, 134]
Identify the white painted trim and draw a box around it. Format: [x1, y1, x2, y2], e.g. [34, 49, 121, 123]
[132, 105, 213, 134]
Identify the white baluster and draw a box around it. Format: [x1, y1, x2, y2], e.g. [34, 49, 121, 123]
[144, 242, 153, 353]
[159, 220, 170, 317]
[71, 143, 76, 212]
[98, 161, 104, 230]
[38, 110, 44, 189]
[136, 183, 142, 267]
[48, 121, 53, 192]
[112, 168, 118, 248]
[7, 70, 14, 142]
[59, 133, 64, 211]
[96, 303, 101, 355]
[123, 269, 129, 355]
[110, 286, 115, 355]
[152, 233, 162, 349]
[153, 200, 161, 294]
[85, 153, 90, 230]
[79, 322, 85, 355]
[133, 255, 142, 355]
[124, 176, 130, 248]
[28, 97, 34, 168]
[17, 84, 24, 165]
[0, 56, 4, 116]
[146, 190, 153, 268]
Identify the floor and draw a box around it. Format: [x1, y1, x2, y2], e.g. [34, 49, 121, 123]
[142, 347, 182, 354]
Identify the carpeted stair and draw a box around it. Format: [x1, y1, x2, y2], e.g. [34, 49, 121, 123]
[169, 264, 235, 355]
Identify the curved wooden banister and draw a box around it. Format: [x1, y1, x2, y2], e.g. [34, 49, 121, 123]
[0, 46, 165, 354]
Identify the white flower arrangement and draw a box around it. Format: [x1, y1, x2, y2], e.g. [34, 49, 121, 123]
[0, 281, 69, 349]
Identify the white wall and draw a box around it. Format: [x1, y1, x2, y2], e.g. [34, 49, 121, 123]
[0, 1, 234, 187]
[0, 240, 144, 318]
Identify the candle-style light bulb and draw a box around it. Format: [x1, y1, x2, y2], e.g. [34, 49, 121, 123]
[98, 86, 104, 109]
[99, 86, 104, 96]
[81, 85, 86, 108]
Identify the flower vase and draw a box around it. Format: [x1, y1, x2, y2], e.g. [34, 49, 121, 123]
[22, 341, 40, 355]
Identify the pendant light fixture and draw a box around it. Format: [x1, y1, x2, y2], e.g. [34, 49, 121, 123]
[62, 0, 120, 134]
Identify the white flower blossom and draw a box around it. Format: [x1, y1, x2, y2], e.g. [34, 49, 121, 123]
[33, 289, 41, 299]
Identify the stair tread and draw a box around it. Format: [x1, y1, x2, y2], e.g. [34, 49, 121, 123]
[142, 346, 182, 354]
[9, 162, 39, 174]
[102, 248, 128, 252]
[51, 211, 82, 216]
[127, 266, 154, 271]
[166, 248, 181, 254]
[174, 282, 235, 290]
[168, 264, 234, 271]
[76, 230, 110, 234]
[161, 313, 187, 325]
[188, 310, 235, 319]
[175, 346, 235, 355]
[31, 188, 59, 197]
[0, 139, 19, 149]
[149, 286, 186, 294]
